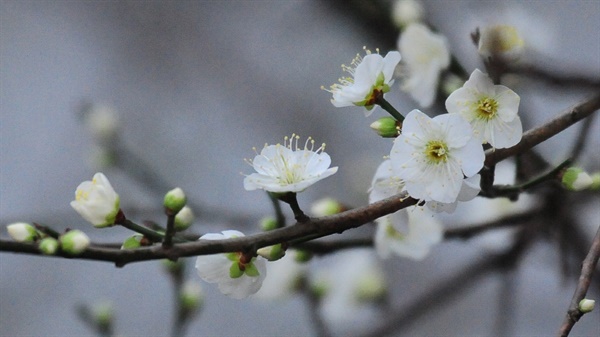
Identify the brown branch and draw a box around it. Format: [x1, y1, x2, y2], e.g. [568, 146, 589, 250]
[485, 93, 600, 167]
[558, 225, 600, 337]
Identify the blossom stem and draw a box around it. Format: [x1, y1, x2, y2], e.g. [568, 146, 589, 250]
[376, 97, 405, 122]
[33, 223, 60, 239]
[269, 193, 286, 228]
[278, 192, 309, 223]
[119, 218, 165, 243]
[163, 210, 177, 248]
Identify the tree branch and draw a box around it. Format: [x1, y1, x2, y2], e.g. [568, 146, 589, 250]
[558, 224, 600, 337]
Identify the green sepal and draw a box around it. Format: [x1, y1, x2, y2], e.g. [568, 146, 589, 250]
[229, 262, 244, 279]
[244, 260, 260, 277]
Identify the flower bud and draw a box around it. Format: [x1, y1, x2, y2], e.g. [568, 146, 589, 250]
[257, 244, 286, 261]
[294, 250, 313, 263]
[562, 167, 593, 191]
[71, 173, 120, 228]
[6, 222, 39, 242]
[478, 25, 524, 62]
[174, 206, 195, 231]
[60, 230, 90, 255]
[579, 299, 595, 313]
[164, 187, 187, 213]
[179, 281, 204, 314]
[355, 273, 387, 302]
[392, 0, 425, 29]
[589, 172, 600, 190]
[84, 105, 120, 144]
[39, 237, 59, 255]
[370, 117, 400, 138]
[92, 301, 114, 330]
[310, 197, 344, 217]
[259, 217, 278, 231]
[121, 234, 143, 249]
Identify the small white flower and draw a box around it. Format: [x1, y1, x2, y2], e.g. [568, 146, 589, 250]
[398, 23, 450, 107]
[375, 206, 443, 260]
[174, 206, 195, 231]
[446, 69, 522, 148]
[478, 25, 524, 62]
[195, 230, 267, 299]
[70, 173, 120, 228]
[391, 109, 484, 203]
[324, 48, 401, 116]
[243, 134, 338, 193]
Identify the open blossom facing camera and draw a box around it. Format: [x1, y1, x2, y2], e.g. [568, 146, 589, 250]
[195, 230, 267, 299]
[70, 172, 120, 228]
[446, 69, 522, 148]
[324, 48, 401, 116]
[243, 134, 338, 193]
[398, 23, 450, 108]
[391, 110, 484, 204]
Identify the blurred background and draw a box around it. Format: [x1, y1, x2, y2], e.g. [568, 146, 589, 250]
[1, 0, 599, 336]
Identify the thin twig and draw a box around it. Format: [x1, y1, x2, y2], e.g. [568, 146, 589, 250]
[558, 225, 600, 337]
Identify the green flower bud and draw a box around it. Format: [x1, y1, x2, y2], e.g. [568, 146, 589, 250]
[60, 230, 90, 255]
[259, 217, 278, 231]
[257, 244, 286, 261]
[92, 301, 114, 330]
[370, 117, 400, 138]
[590, 172, 600, 190]
[579, 299, 595, 313]
[294, 250, 313, 263]
[174, 206, 195, 231]
[355, 273, 387, 302]
[562, 167, 593, 191]
[6, 222, 39, 242]
[38, 237, 59, 255]
[310, 197, 344, 217]
[180, 281, 204, 313]
[121, 234, 144, 249]
[164, 187, 187, 213]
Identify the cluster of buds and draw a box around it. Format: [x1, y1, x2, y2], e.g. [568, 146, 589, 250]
[6, 222, 90, 255]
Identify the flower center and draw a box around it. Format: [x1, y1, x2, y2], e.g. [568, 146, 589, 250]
[476, 97, 499, 120]
[424, 140, 449, 163]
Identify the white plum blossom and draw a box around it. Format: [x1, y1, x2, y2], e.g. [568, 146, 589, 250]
[446, 69, 522, 148]
[392, 0, 425, 28]
[243, 134, 338, 193]
[374, 206, 443, 260]
[398, 23, 450, 107]
[70, 172, 120, 228]
[391, 109, 484, 204]
[427, 174, 481, 213]
[195, 230, 267, 299]
[478, 25, 524, 62]
[324, 48, 401, 116]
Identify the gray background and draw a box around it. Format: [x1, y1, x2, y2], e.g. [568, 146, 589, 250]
[1, 0, 599, 336]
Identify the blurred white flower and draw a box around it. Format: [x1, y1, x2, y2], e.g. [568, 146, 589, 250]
[84, 105, 120, 144]
[446, 69, 522, 149]
[195, 230, 267, 299]
[478, 25, 524, 62]
[398, 23, 450, 107]
[324, 48, 401, 116]
[70, 173, 120, 228]
[375, 206, 443, 260]
[391, 109, 484, 203]
[392, 0, 425, 28]
[243, 134, 338, 193]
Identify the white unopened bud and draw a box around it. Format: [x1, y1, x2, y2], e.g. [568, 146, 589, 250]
[7, 222, 39, 242]
[60, 230, 90, 255]
[180, 281, 204, 313]
[85, 105, 120, 144]
[259, 217, 278, 231]
[579, 299, 595, 313]
[164, 187, 187, 213]
[310, 197, 344, 217]
[562, 167, 593, 191]
[174, 206, 195, 231]
[257, 244, 286, 261]
[478, 25, 524, 62]
[370, 117, 400, 138]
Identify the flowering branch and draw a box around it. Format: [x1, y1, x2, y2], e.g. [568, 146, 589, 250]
[558, 225, 600, 337]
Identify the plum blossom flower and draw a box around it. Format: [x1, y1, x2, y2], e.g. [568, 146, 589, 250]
[478, 25, 524, 63]
[446, 69, 522, 148]
[195, 230, 267, 299]
[243, 134, 338, 193]
[391, 109, 484, 203]
[324, 48, 401, 116]
[426, 174, 481, 213]
[70, 172, 120, 228]
[398, 23, 450, 107]
[374, 206, 443, 260]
